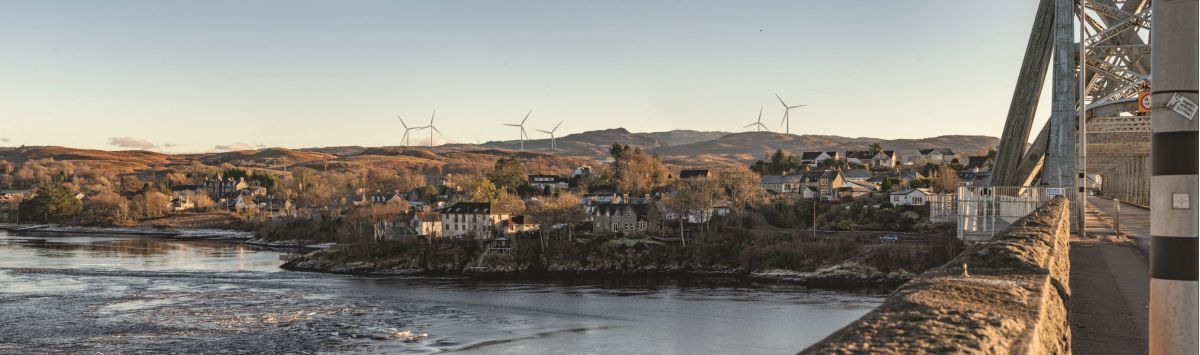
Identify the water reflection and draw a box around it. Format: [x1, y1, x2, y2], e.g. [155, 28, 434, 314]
[0, 230, 283, 273]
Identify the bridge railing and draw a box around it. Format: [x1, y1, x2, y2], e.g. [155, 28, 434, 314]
[931, 186, 1067, 242]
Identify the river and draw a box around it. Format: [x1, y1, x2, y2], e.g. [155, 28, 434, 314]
[0, 231, 884, 354]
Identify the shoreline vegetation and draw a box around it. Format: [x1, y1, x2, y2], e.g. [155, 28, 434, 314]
[1, 222, 948, 288]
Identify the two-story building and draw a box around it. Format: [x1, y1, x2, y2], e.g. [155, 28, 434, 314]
[800, 170, 846, 200]
[761, 174, 806, 194]
[407, 210, 442, 239]
[203, 177, 250, 200]
[591, 202, 659, 235]
[440, 202, 509, 238]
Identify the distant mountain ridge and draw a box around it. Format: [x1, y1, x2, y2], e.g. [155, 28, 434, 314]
[471, 128, 998, 165]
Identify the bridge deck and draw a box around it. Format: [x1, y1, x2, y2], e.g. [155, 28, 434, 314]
[1069, 196, 1151, 354]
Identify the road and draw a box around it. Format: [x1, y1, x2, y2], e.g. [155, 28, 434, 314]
[1069, 196, 1151, 354]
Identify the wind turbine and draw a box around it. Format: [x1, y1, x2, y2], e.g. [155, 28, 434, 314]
[425, 110, 444, 148]
[744, 106, 770, 132]
[538, 120, 563, 149]
[397, 115, 426, 146]
[505, 110, 532, 151]
[775, 94, 806, 135]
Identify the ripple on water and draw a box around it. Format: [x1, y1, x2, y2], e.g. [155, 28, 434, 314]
[0, 269, 88, 294]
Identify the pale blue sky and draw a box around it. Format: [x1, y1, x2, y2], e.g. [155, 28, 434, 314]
[0, 1, 1051, 152]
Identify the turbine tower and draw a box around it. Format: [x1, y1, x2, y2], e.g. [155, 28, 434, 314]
[397, 115, 426, 146]
[744, 106, 770, 132]
[425, 110, 444, 148]
[505, 110, 532, 151]
[538, 121, 563, 149]
[775, 94, 806, 135]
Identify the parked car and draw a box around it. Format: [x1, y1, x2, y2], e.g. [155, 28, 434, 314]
[879, 234, 899, 242]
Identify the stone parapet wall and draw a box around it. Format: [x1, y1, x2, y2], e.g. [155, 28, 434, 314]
[804, 196, 1072, 354]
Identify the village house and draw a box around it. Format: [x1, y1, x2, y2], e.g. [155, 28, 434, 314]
[841, 168, 873, 183]
[203, 176, 250, 200]
[800, 169, 846, 200]
[527, 174, 569, 193]
[845, 151, 897, 168]
[917, 149, 959, 165]
[963, 155, 993, 172]
[890, 188, 932, 206]
[799, 151, 840, 166]
[591, 202, 658, 235]
[957, 171, 993, 187]
[500, 215, 539, 236]
[407, 210, 442, 239]
[170, 196, 195, 212]
[369, 191, 407, 205]
[440, 202, 509, 238]
[760, 174, 806, 194]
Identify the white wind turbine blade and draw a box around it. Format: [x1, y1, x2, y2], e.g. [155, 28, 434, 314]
[537, 129, 552, 134]
[776, 94, 788, 108]
[505, 123, 521, 127]
[398, 115, 409, 129]
[432, 126, 444, 136]
[744, 122, 758, 128]
[521, 110, 531, 125]
[552, 120, 562, 132]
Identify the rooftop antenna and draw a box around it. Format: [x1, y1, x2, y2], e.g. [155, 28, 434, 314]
[425, 110, 444, 148]
[505, 110, 532, 151]
[744, 106, 770, 132]
[537, 120, 563, 149]
[776, 94, 806, 135]
[397, 115, 426, 146]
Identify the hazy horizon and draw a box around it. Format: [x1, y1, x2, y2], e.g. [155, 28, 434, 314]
[2, 1, 1052, 152]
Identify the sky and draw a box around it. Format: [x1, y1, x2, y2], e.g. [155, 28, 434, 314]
[0, 1, 1053, 152]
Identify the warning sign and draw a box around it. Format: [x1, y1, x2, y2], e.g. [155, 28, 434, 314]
[1138, 90, 1151, 112]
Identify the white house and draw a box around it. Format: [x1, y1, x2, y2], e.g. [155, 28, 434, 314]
[408, 211, 442, 239]
[799, 151, 840, 165]
[440, 202, 509, 238]
[890, 188, 932, 206]
[845, 151, 897, 168]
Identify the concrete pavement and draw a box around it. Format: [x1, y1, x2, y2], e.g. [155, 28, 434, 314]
[1069, 196, 1151, 354]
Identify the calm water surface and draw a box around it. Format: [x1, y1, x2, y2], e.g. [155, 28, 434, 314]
[0, 230, 883, 354]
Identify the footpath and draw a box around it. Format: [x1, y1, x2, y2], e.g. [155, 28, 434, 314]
[1069, 196, 1151, 354]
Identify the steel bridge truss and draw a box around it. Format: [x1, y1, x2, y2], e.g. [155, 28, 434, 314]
[992, 0, 1151, 204]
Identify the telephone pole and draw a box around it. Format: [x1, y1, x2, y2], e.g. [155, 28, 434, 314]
[1148, 0, 1199, 353]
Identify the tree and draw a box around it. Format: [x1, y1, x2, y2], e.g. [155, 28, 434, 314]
[130, 191, 171, 219]
[929, 166, 963, 193]
[84, 191, 129, 225]
[468, 178, 501, 202]
[610, 145, 668, 194]
[720, 166, 764, 223]
[869, 142, 884, 153]
[194, 194, 216, 212]
[486, 157, 526, 193]
[18, 180, 84, 223]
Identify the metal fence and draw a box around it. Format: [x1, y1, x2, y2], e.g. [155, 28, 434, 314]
[933, 186, 1066, 242]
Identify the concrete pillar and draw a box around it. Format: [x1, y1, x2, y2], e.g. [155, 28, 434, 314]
[1149, 0, 1199, 353]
